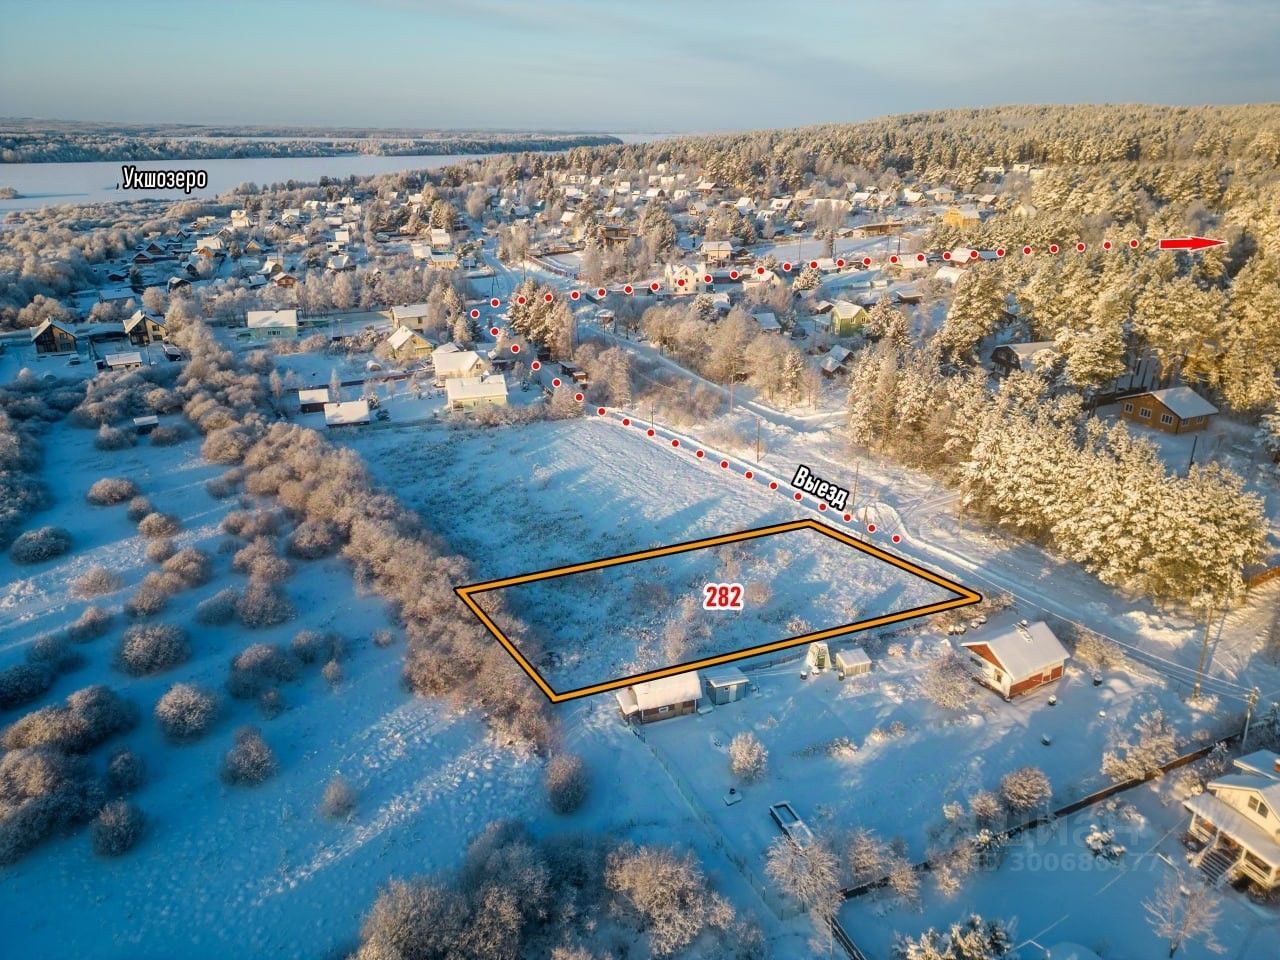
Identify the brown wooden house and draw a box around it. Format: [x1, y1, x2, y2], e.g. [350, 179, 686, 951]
[1119, 386, 1217, 434]
[31, 319, 78, 355]
[124, 309, 166, 346]
[961, 621, 1068, 699]
[615, 671, 702, 723]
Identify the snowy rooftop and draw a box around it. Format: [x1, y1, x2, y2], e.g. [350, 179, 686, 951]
[434, 346, 482, 377]
[962, 620, 1068, 679]
[616, 671, 702, 715]
[1146, 386, 1218, 420]
[323, 400, 371, 426]
[1234, 749, 1280, 780]
[387, 326, 428, 351]
[246, 308, 298, 329]
[445, 374, 507, 403]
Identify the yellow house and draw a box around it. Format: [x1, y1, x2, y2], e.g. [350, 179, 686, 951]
[942, 205, 982, 230]
[386, 326, 433, 360]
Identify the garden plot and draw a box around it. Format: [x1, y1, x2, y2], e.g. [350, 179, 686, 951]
[469, 522, 963, 694]
[838, 784, 1272, 960]
[638, 619, 1221, 876]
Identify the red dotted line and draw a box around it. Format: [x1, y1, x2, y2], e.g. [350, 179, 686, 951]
[474, 238, 1141, 310]
[598, 407, 904, 544]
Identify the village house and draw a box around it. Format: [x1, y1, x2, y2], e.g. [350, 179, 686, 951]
[323, 399, 371, 428]
[960, 620, 1069, 699]
[102, 351, 144, 371]
[942, 205, 982, 230]
[391, 303, 431, 331]
[445, 373, 509, 411]
[663, 262, 706, 296]
[700, 240, 733, 266]
[752, 311, 782, 334]
[1119, 386, 1218, 434]
[429, 250, 460, 270]
[430, 227, 452, 250]
[124, 309, 166, 346]
[297, 387, 331, 413]
[30, 319, 78, 355]
[820, 345, 854, 377]
[821, 300, 867, 337]
[1184, 750, 1280, 891]
[616, 671, 702, 723]
[432, 342, 487, 381]
[245, 308, 299, 341]
[385, 326, 433, 361]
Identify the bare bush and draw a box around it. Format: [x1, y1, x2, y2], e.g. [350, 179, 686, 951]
[844, 827, 890, 885]
[372, 628, 397, 648]
[71, 565, 122, 599]
[115, 623, 190, 676]
[322, 659, 343, 687]
[286, 518, 342, 558]
[729, 731, 768, 782]
[1102, 710, 1179, 783]
[9, 526, 72, 564]
[919, 651, 976, 710]
[67, 605, 112, 642]
[86, 477, 138, 505]
[162, 546, 213, 586]
[143, 537, 176, 563]
[194, 587, 239, 625]
[125, 495, 153, 522]
[201, 426, 253, 464]
[999, 766, 1053, 812]
[227, 642, 299, 699]
[94, 424, 134, 451]
[765, 837, 842, 940]
[92, 800, 145, 856]
[0, 663, 54, 710]
[969, 790, 1004, 826]
[606, 843, 714, 956]
[235, 578, 294, 628]
[221, 726, 277, 785]
[148, 424, 187, 446]
[320, 773, 357, 819]
[545, 753, 589, 814]
[137, 511, 180, 539]
[205, 470, 241, 499]
[124, 571, 182, 617]
[26, 633, 82, 673]
[1, 684, 136, 752]
[0, 748, 102, 865]
[291, 630, 342, 665]
[221, 509, 281, 539]
[258, 688, 284, 719]
[154, 683, 218, 742]
[105, 747, 145, 794]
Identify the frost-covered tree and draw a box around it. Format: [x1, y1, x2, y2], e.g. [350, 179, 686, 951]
[1143, 870, 1223, 958]
[728, 731, 768, 782]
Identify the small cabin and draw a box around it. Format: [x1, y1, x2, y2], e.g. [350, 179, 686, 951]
[132, 415, 159, 436]
[323, 399, 371, 428]
[961, 620, 1068, 699]
[616, 671, 701, 724]
[297, 388, 331, 414]
[1119, 387, 1217, 435]
[702, 666, 750, 705]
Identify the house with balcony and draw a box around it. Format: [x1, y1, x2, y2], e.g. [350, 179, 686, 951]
[1184, 750, 1280, 891]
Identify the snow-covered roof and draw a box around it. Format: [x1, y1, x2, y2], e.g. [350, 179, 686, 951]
[387, 326, 428, 351]
[616, 671, 702, 715]
[132, 415, 159, 428]
[445, 374, 507, 403]
[246, 309, 298, 329]
[104, 351, 143, 368]
[752, 312, 781, 332]
[999, 341, 1058, 362]
[298, 388, 330, 405]
[392, 302, 430, 320]
[962, 620, 1068, 679]
[323, 400, 371, 426]
[30, 319, 74, 341]
[1185, 791, 1280, 865]
[935, 266, 966, 284]
[1234, 750, 1280, 780]
[703, 665, 748, 689]
[835, 647, 871, 667]
[124, 309, 164, 332]
[1210, 773, 1280, 807]
[1146, 386, 1218, 420]
[434, 346, 483, 377]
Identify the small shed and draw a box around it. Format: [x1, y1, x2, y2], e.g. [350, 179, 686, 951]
[703, 666, 750, 705]
[323, 399, 371, 428]
[835, 647, 872, 679]
[615, 671, 702, 723]
[297, 387, 331, 413]
[132, 415, 159, 435]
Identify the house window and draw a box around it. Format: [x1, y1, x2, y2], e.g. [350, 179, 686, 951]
[1138, 407, 1151, 419]
[1160, 414, 1174, 425]
[657, 705, 670, 715]
[1123, 402, 1133, 413]
[1248, 796, 1270, 819]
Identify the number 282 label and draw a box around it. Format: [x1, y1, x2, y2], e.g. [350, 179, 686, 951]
[702, 582, 744, 610]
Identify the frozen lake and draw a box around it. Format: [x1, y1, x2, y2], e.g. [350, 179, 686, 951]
[0, 132, 670, 212]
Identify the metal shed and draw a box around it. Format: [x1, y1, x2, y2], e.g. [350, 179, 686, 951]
[702, 665, 750, 705]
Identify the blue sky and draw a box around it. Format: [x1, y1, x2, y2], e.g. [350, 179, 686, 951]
[1, 0, 1277, 131]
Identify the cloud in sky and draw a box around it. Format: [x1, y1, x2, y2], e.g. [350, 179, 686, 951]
[0, 0, 1276, 130]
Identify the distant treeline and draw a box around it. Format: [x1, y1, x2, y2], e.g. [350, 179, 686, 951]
[0, 124, 623, 163]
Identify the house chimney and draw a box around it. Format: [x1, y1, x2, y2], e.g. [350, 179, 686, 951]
[1274, 756, 1280, 775]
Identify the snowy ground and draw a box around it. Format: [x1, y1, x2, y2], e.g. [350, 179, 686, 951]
[839, 783, 1277, 960]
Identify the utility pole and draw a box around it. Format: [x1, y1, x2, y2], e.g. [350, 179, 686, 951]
[1241, 688, 1260, 749]
[1187, 434, 1198, 474]
[1192, 595, 1216, 700]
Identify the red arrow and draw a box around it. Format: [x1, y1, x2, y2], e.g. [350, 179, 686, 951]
[1158, 236, 1225, 251]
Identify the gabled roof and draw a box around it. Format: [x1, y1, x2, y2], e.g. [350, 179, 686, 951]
[246, 309, 298, 329]
[445, 373, 508, 402]
[1146, 386, 1218, 420]
[961, 620, 1068, 678]
[323, 399, 371, 426]
[30, 318, 75, 341]
[124, 309, 165, 332]
[387, 326, 429, 351]
[391, 302, 430, 320]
